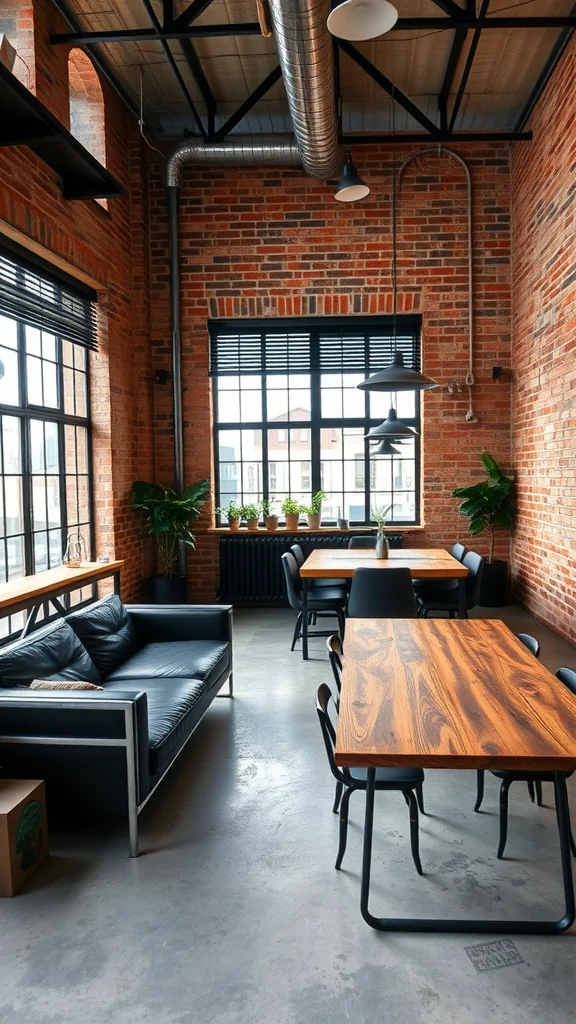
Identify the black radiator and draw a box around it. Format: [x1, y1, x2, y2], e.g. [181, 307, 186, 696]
[219, 533, 403, 605]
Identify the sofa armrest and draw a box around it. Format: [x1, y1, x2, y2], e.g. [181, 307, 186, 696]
[125, 604, 233, 644]
[0, 688, 150, 804]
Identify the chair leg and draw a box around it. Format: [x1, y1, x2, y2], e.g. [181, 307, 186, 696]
[553, 782, 576, 858]
[535, 780, 544, 806]
[335, 786, 353, 870]
[290, 612, 302, 652]
[527, 780, 535, 803]
[336, 609, 346, 640]
[406, 789, 423, 876]
[333, 780, 343, 815]
[497, 779, 511, 859]
[474, 769, 485, 812]
[416, 782, 425, 815]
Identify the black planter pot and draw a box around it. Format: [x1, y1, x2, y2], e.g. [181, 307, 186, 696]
[478, 559, 508, 608]
[149, 574, 187, 604]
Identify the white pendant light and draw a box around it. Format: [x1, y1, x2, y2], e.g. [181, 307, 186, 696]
[334, 154, 370, 202]
[327, 0, 398, 41]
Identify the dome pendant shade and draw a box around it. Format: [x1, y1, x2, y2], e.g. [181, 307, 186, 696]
[334, 156, 370, 202]
[365, 408, 418, 440]
[370, 439, 404, 456]
[327, 0, 398, 40]
[357, 351, 438, 392]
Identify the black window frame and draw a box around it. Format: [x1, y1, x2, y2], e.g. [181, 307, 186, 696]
[211, 315, 422, 527]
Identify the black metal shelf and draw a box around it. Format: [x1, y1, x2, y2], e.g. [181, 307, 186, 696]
[0, 62, 123, 201]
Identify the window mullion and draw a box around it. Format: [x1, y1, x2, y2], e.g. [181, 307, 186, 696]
[310, 329, 321, 497]
[261, 372, 269, 503]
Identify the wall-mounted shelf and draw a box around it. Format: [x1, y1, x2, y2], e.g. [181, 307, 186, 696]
[0, 62, 123, 201]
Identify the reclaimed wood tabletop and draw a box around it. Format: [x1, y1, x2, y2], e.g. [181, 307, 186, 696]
[300, 547, 468, 579]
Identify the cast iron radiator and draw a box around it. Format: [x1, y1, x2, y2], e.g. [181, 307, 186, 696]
[218, 533, 403, 605]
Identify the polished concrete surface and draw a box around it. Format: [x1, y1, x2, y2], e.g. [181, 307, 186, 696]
[1, 605, 576, 1024]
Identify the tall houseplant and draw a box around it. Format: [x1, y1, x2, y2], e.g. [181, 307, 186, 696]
[452, 452, 515, 606]
[132, 479, 209, 603]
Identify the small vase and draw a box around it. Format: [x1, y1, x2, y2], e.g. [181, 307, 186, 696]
[265, 515, 279, 531]
[307, 513, 320, 530]
[228, 517, 240, 532]
[246, 518, 259, 531]
[375, 531, 389, 559]
[285, 513, 300, 531]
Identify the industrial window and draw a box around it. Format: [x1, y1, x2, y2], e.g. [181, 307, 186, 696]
[0, 242, 97, 638]
[210, 316, 421, 526]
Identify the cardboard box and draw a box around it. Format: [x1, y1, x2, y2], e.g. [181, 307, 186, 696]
[0, 780, 49, 896]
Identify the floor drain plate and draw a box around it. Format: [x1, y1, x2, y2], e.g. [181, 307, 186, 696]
[465, 939, 524, 972]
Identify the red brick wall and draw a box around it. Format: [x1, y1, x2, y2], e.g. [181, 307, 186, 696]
[511, 38, 576, 644]
[149, 145, 512, 600]
[0, 0, 155, 601]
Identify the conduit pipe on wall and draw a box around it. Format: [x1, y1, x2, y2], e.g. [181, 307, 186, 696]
[398, 147, 477, 423]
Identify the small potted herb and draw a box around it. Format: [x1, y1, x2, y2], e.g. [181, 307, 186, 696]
[241, 503, 260, 531]
[261, 498, 279, 531]
[282, 497, 302, 532]
[216, 501, 242, 531]
[304, 490, 327, 530]
[371, 504, 393, 559]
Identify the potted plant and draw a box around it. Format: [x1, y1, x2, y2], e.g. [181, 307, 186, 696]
[452, 452, 515, 607]
[304, 490, 327, 530]
[241, 503, 260, 531]
[216, 501, 241, 531]
[371, 504, 393, 559]
[132, 479, 209, 603]
[261, 498, 279, 531]
[282, 497, 302, 532]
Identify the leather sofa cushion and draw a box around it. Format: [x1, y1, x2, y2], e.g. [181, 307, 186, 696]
[0, 619, 101, 687]
[103, 676, 207, 778]
[67, 596, 141, 678]
[107, 640, 230, 690]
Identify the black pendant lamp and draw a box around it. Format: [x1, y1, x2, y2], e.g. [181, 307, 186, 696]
[370, 438, 404, 456]
[327, 0, 398, 40]
[365, 408, 417, 440]
[335, 154, 370, 203]
[358, 351, 438, 392]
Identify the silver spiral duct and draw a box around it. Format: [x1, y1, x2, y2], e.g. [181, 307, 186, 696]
[166, 136, 301, 187]
[267, 0, 339, 180]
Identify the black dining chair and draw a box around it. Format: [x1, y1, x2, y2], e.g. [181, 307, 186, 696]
[315, 682, 425, 873]
[347, 567, 417, 619]
[326, 634, 343, 695]
[281, 552, 346, 654]
[348, 536, 377, 549]
[413, 541, 467, 600]
[475, 667, 576, 859]
[290, 543, 347, 591]
[416, 550, 484, 619]
[516, 632, 541, 658]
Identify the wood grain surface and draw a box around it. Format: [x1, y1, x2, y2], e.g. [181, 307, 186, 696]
[336, 618, 576, 770]
[300, 548, 468, 579]
[0, 561, 124, 612]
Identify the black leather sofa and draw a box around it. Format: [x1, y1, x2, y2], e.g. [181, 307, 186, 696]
[0, 596, 233, 855]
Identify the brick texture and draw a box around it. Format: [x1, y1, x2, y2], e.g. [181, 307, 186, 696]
[511, 37, 576, 644]
[0, 0, 155, 601]
[149, 146, 513, 600]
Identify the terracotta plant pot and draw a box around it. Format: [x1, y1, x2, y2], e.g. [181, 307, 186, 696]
[307, 514, 321, 530]
[285, 513, 300, 531]
[228, 518, 240, 532]
[265, 515, 279, 531]
[246, 518, 259, 531]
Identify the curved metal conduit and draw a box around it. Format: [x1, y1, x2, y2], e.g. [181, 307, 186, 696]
[398, 147, 477, 423]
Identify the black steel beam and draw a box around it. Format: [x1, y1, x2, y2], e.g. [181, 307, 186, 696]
[51, 23, 263, 44]
[438, 0, 475, 130]
[338, 40, 440, 136]
[213, 66, 282, 141]
[515, 1, 576, 131]
[179, 37, 217, 136]
[140, 0, 207, 138]
[449, 0, 491, 132]
[172, 0, 215, 31]
[340, 132, 532, 143]
[428, 0, 466, 18]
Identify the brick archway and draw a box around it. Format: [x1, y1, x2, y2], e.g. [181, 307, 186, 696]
[68, 48, 106, 167]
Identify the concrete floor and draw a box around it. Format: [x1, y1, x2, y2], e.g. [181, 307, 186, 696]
[2, 605, 576, 1024]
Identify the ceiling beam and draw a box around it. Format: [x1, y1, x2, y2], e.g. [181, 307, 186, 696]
[428, 0, 466, 18]
[213, 66, 282, 141]
[179, 37, 217, 137]
[338, 40, 440, 136]
[140, 0, 207, 139]
[171, 0, 215, 31]
[515, 0, 576, 131]
[448, 0, 491, 132]
[341, 131, 532, 144]
[438, 0, 475, 130]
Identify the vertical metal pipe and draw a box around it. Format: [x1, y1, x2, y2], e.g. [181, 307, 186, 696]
[167, 184, 184, 497]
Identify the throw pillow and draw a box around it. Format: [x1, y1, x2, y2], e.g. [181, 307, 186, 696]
[30, 679, 104, 690]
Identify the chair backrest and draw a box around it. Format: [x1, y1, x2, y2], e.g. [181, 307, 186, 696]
[281, 551, 302, 611]
[451, 542, 467, 562]
[556, 667, 576, 696]
[348, 536, 377, 549]
[290, 543, 305, 568]
[347, 567, 417, 619]
[326, 634, 343, 693]
[516, 633, 540, 658]
[462, 550, 484, 609]
[315, 683, 349, 784]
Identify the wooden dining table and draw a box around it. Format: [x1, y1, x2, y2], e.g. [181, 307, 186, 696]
[336, 617, 576, 934]
[299, 547, 468, 659]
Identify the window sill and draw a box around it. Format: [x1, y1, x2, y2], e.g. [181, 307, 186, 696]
[209, 525, 425, 534]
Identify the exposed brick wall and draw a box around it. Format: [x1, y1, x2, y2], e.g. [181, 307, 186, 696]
[511, 37, 576, 644]
[149, 145, 513, 600]
[68, 47, 106, 168]
[0, 0, 155, 601]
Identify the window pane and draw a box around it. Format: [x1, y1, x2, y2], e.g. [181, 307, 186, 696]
[32, 478, 47, 531]
[0, 315, 17, 349]
[217, 389, 240, 422]
[47, 476, 61, 527]
[30, 420, 45, 473]
[266, 388, 289, 420]
[49, 528, 63, 568]
[0, 346, 19, 406]
[26, 355, 43, 404]
[74, 371, 86, 417]
[65, 424, 77, 473]
[77, 476, 90, 524]
[66, 475, 78, 525]
[43, 361, 58, 408]
[64, 366, 75, 414]
[4, 477, 23, 535]
[62, 340, 74, 367]
[42, 332, 57, 362]
[6, 535, 24, 578]
[240, 390, 262, 423]
[2, 417, 21, 473]
[45, 421, 59, 472]
[26, 326, 41, 356]
[34, 532, 49, 572]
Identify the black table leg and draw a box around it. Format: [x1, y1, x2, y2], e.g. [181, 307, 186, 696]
[114, 570, 121, 596]
[457, 577, 467, 618]
[302, 579, 309, 661]
[359, 768, 575, 934]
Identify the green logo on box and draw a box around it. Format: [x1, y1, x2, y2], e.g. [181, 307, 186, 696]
[15, 800, 43, 871]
